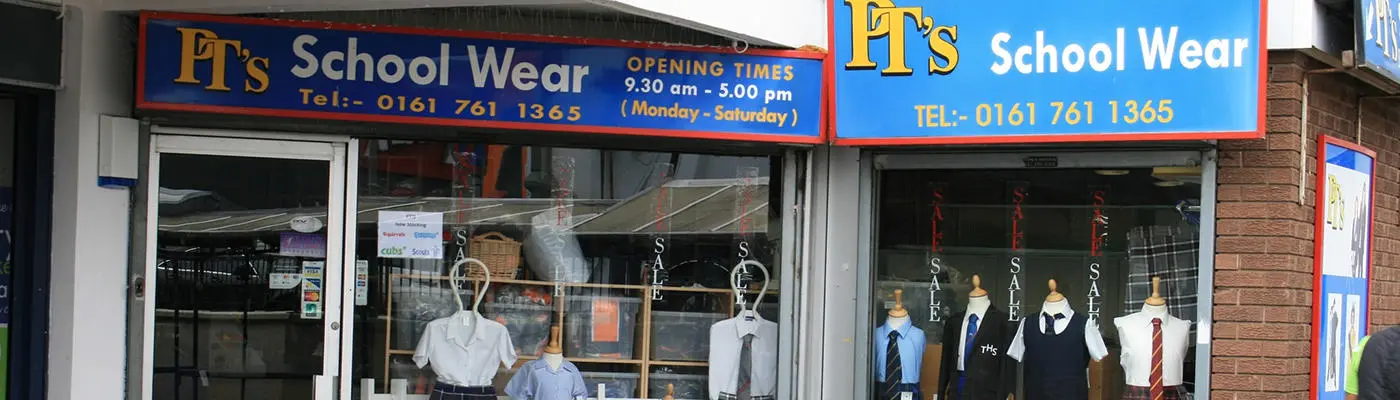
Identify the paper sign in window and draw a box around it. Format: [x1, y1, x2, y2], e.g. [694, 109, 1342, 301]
[591, 299, 621, 342]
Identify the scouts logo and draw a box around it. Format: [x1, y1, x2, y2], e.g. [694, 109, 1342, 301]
[1326, 174, 1345, 231]
[842, 0, 960, 76]
[173, 27, 270, 93]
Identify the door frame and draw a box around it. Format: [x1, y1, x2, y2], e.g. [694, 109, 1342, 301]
[135, 129, 356, 400]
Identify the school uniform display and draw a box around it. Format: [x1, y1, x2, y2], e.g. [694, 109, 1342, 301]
[873, 289, 925, 400]
[414, 311, 519, 400]
[504, 358, 588, 400]
[416, 260, 519, 400]
[937, 276, 1016, 400]
[1007, 303, 1109, 399]
[937, 306, 1016, 400]
[1116, 278, 1192, 400]
[710, 260, 779, 400]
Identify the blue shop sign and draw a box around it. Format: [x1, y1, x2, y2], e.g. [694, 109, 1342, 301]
[832, 0, 1266, 145]
[1358, 0, 1400, 86]
[138, 12, 824, 143]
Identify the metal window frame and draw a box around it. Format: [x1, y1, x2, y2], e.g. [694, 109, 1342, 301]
[844, 148, 1216, 400]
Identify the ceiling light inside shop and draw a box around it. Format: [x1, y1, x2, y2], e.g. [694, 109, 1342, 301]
[1095, 169, 1130, 176]
[1151, 166, 1203, 182]
[1154, 180, 1185, 187]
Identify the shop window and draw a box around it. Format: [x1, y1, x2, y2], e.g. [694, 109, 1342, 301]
[352, 141, 786, 400]
[869, 167, 1203, 400]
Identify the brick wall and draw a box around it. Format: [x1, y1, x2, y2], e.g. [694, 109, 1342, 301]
[1211, 50, 1400, 399]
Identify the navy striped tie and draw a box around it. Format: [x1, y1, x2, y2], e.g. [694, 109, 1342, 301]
[885, 331, 902, 400]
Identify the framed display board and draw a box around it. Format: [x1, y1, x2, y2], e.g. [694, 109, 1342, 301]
[1311, 136, 1376, 400]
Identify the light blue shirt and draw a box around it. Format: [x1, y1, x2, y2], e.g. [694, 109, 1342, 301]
[873, 321, 927, 384]
[504, 359, 588, 400]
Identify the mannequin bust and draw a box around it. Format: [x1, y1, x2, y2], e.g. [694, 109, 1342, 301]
[663, 383, 675, 400]
[543, 326, 564, 372]
[876, 289, 927, 398]
[967, 274, 991, 317]
[888, 289, 911, 328]
[1114, 277, 1190, 388]
[1042, 279, 1067, 316]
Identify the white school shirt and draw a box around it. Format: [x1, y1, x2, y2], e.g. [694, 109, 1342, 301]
[1006, 307, 1109, 362]
[956, 307, 988, 371]
[1114, 311, 1190, 386]
[414, 311, 518, 387]
[708, 315, 779, 400]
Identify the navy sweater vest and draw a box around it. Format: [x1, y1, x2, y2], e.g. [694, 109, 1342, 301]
[1022, 313, 1091, 400]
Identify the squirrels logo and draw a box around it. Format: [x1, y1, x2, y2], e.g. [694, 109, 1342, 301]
[843, 0, 960, 76]
[173, 27, 270, 93]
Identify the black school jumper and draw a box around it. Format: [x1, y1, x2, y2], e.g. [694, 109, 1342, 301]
[936, 307, 1017, 400]
[1021, 313, 1091, 400]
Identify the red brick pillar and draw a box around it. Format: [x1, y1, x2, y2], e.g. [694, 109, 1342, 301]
[1211, 51, 1317, 399]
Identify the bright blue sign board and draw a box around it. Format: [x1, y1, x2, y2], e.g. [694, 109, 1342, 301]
[1312, 138, 1374, 400]
[138, 13, 824, 143]
[831, 0, 1266, 144]
[1358, 0, 1400, 85]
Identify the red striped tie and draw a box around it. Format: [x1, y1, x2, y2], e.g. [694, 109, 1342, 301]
[1150, 318, 1164, 400]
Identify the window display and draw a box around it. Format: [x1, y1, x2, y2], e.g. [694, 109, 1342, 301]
[350, 141, 786, 400]
[871, 166, 1203, 400]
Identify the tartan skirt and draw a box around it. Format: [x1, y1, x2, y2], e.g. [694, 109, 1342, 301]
[1122, 385, 1191, 400]
[427, 383, 495, 400]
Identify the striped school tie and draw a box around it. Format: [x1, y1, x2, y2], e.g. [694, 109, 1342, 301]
[885, 331, 902, 400]
[1150, 318, 1164, 400]
[737, 334, 754, 400]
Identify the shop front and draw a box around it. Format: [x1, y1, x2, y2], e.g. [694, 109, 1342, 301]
[822, 0, 1264, 399]
[130, 10, 822, 400]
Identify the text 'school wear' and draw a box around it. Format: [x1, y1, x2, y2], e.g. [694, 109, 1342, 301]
[873, 321, 927, 384]
[937, 307, 1017, 400]
[1022, 313, 1091, 400]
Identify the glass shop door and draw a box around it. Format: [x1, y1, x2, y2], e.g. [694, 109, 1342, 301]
[140, 134, 351, 400]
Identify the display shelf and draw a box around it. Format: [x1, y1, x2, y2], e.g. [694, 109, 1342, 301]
[382, 271, 778, 397]
[649, 360, 708, 367]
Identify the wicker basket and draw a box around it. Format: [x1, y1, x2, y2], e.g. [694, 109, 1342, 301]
[468, 232, 522, 280]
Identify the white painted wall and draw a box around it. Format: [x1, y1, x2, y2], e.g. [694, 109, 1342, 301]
[48, 4, 134, 400]
[589, 0, 829, 48]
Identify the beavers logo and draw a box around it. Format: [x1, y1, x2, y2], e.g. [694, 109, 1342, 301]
[173, 27, 270, 93]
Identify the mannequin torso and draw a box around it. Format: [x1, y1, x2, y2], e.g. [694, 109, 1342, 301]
[957, 296, 991, 371]
[887, 315, 910, 330]
[1113, 304, 1190, 386]
[543, 352, 564, 372]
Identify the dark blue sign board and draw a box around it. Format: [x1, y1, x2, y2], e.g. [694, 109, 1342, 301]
[138, 12, 825, 143]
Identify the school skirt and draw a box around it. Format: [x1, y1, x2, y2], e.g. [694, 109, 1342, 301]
[427, 383, 495, 400]
[1122, 385, 1191, 400]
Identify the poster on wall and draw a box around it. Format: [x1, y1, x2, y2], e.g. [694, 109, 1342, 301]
[1312, 136, 1375, 400]
[830, 0, 1266, 145]
[377, 211, 444, 259]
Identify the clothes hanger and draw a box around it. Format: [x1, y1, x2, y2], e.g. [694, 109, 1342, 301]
[1144, 276, 1166, 306]
[730, 259, 770, 322]
[448, 257, 490, 327]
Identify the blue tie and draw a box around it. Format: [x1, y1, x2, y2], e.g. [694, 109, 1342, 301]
[959, 314, 980, 395]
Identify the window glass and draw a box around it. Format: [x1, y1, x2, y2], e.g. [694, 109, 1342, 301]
[351, 141, 785, 400]
[871, 167, 1202, 400]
